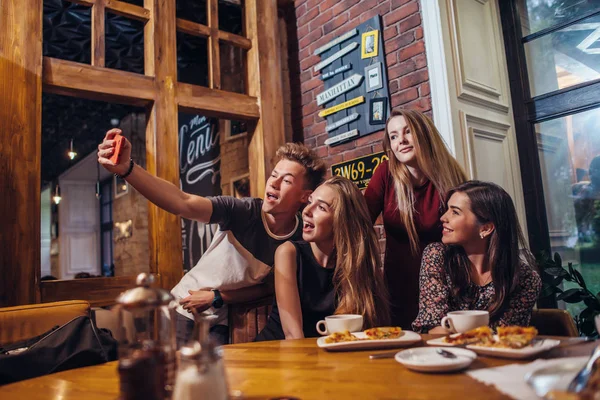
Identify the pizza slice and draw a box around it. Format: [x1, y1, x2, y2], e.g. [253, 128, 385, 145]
[324, 330, 360, 344]
[442, 326, 493, 345]
[493, 326, 538, 349]
[363, 327, 403, 340]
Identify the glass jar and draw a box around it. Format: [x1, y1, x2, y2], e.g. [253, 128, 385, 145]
[115, 273, 177, 400]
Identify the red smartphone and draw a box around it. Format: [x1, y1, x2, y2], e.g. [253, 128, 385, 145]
[110, 134, 124, 164]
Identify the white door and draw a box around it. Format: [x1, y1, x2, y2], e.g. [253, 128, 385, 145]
[58, 180, 100, 279]
[423, 0, 527, 233]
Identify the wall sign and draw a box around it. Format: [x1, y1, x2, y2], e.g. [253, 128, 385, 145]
[314, 29, 358, 56]
[331, 151, 389, 189]
[318, 96, 365, 118]
[313, 15, 391, 146]
[316, 74, 363, 106]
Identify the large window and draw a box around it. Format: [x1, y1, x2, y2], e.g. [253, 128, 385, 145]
[500, 2, 600, 314]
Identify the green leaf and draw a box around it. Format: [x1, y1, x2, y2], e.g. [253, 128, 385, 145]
[553, 252, 563, 267]
[572, 269, 587, 290]
[544, 267, 569, 278]
[583, 296, 600, 309]
[557, 288, 586, 303]
[580, 307, 598, 321]
[550, 276, 564, 287]
[579, 319, 596, 337]
[568, 262, 575, 279]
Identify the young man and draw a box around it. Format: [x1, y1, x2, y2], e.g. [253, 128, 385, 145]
[98, 129, 326, 345]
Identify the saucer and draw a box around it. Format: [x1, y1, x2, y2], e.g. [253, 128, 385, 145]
[395, 347, 477, 372]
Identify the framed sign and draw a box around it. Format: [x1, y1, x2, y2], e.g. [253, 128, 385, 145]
[365, 62, 383, 92]
[361, 30, 379, 59]
[369, 97, 387, 125]
[331, 151, 389, 189]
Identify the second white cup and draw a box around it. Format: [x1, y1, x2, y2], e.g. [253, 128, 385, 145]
[441, 310, 489, 333]
[316, 314, 363, 335]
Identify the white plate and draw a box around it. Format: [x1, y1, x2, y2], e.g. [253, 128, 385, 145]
[466, 337, 561, 359]
[316, 330, 422, 351]
[525, 357, 588, 397]
[395, 347, 477, 372]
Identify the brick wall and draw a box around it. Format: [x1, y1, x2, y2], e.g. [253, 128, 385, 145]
[288, 0, 432, 251]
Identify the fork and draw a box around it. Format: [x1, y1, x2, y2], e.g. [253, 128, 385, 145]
[567, 344, 600, 393]
[436, 348, 457, 359]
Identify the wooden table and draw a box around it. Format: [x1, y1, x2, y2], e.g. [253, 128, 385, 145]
[1, 335, 596, 399]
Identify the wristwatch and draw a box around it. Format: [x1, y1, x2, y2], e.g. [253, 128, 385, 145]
[211, 289, 224, 309]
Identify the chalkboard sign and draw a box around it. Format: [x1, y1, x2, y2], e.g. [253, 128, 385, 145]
[315, 15, 391, 146]
[331, 151, 389, 189]
[178, 113, 222, 272]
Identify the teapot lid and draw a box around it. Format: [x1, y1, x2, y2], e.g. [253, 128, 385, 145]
[115, 273, 175, 308]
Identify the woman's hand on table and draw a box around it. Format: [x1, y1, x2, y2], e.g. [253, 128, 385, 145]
[428, 326, 448, 334]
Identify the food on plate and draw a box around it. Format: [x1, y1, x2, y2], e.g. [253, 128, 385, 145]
[324, 327, 404, 343]
[364, 327, 403, 340]
[324, 330, 360, 344]
[491, 326, 538, 349]
[442, 326, 493, 345]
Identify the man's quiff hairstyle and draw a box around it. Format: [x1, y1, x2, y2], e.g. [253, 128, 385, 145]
[276, 143, 326, 190]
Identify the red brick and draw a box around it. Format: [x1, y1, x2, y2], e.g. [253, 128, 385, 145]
[399, 13, 421, 32]
[386, 52, 398, 68]
[404, 97, 431, 112]
[389, 79, 399, 93]
[328, 140, 356, 155]
[391, 87, 418, 107]
[301, 91, 314, 105]
[383, 26, 398, 41]
[327, 153, 344, 166]
[302, 77, 322, 92]
[297, 24, 310, 41]
[309, 9, 333, 32]
[297, 6, 319, 28]
[315, 145, 328, 158]
[414, 53, 427, 68]
[349, 0, 379, 20]
[315, 133, 329, 146]
[304, 137, 317, 149]
[420, 82, 430, 97]
[415, 26, 423, 39]
[372, 142, 384, 153]
[383, 2, 419, 25]
[312, 120, 327, 136]
[302, 101, 319, 116]
[321, 0, 343, 14]
[385, 30, 414, 53]
[299, 29, 323, 50]
[343, 145, 374, 161]
[300, 70, 312, 83]
[399, 69, 429, 88]
[332, 0, 360, 16]
[300, 55, 320, 71]
[388, 58, 416, 80]
[302, 115, 314, 128]
[295, 3, 308, 18]
[360, 2, 391, 23]
[306, 0, 320, 11]
[392, 0, 413, 7]
[324, 13, 349, 35]
[398, 40, 424, 61]
[356, 130, 385, 147]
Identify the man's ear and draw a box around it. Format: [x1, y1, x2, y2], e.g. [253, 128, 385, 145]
[301, 189, 312, 204]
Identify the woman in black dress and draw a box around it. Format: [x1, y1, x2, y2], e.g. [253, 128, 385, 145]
[256, 176, 390, 340]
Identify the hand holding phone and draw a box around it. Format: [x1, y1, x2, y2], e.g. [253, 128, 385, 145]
[110, 134, 124, 164]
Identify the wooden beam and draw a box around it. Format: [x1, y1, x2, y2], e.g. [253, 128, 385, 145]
[208, 0, 221, 89]
[43, 57, 155, 106]
[176, 18, 210, 38]
[0, 0, 43, 306]
[40, 276, 139, 307]
[245, 0, 287, 198]
[177, 83, 259, 119]
[91, 0, 106, 67]
[218, 30, 252, 51]
[105, 0, 150, 22]
[145, 0, 183, 291]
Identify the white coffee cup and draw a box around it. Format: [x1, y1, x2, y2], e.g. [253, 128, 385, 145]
[316, 314, 363, 335]
[440, 310, 490, 333]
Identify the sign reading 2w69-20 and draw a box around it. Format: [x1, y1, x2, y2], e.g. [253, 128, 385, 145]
[331, 151, 389, 189]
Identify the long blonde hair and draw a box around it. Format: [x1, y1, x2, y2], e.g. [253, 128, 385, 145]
[324, 176, 390, 328]
[383, 109, 467, 255]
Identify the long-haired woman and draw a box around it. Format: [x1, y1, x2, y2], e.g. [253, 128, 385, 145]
[256, 176, 390, 340]
[412, 181, 541, 333]
[364, 109, 467, 328]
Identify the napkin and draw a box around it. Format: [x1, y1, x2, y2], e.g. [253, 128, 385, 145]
[466, 357, 588, 400]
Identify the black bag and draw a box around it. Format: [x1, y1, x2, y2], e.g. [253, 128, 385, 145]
[0, 315, 118, 385]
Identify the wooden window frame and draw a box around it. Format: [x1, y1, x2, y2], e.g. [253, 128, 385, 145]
[0, 0, 286, 307]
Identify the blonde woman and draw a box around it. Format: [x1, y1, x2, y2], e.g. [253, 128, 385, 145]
[364, 109, 467, 328]
[256, 176, 390, 340]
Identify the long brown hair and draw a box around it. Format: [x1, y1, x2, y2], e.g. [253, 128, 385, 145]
[383, 109, 467, 255]
[444, 181, 535, 319]
[324, 176, 391, 328]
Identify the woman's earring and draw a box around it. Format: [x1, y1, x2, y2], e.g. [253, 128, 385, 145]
[480, 233, 485, 239]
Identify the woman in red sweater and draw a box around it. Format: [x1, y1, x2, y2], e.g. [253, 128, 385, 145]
[364, 109, 467, 328]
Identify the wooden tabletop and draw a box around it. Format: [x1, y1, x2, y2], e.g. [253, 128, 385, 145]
[1, 335, 597, 399]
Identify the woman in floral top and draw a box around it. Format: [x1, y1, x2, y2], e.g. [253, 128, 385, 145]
[412, 181, 541, 333]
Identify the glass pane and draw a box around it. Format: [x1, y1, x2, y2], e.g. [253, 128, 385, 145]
[219, 0, 244, 35]
[519, 0, 600, 36]
[525, 13, 600, 97]
[43, 0, 91, 64]
[220, 42, 246, 94]
[176, 0, 207, 26]
[535, 107, 600, 317]
[41, 93, 148, 279]
[105, 12, 145, 74]
[177, 32, 209, 86]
